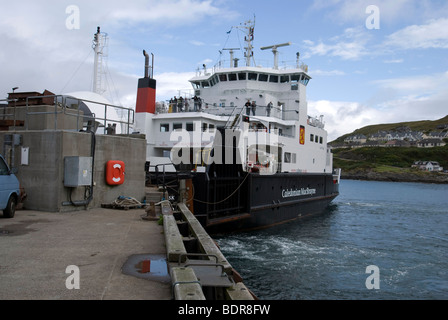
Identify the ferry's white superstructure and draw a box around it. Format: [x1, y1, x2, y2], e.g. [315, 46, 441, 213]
[134, 20, 340, 231]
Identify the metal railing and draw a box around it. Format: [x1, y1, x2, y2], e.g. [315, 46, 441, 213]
[0, 95, 135, 134]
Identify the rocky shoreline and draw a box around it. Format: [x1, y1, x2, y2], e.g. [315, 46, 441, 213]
[341, 170, 448, 184]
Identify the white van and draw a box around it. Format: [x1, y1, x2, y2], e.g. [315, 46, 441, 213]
[0, 154, 20, 218]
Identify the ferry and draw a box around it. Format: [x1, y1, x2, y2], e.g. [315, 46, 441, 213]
[134, 20, 341, 232]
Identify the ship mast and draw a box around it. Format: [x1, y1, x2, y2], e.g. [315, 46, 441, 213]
[234, 19, 255, 67]
[92, 26, 108, 94]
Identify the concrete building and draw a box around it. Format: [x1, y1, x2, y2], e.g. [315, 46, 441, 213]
[1, 91, 146, 212]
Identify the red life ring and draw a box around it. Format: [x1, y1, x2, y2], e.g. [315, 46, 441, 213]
[106, 160, 125, 185]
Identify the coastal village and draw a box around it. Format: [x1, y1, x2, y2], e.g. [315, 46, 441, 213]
[338, 125, 448, 149]
[330, 122, 448, 174]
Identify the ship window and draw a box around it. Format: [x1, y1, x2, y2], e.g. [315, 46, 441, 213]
[160, 124, 170, 132]
[259, 74, 268, 82]
[248, 73, 258, 81]
[173, 123, 182, 131]
[210, 76, 218, 86]
[209, 124, 215, 132]
[280, 75, 290, 83]
[300, 76, 310, 86]
[315, 135, 319, 143]
[320, 136, 323, 144]
[269, 75, 279, 83]
[292, 153, 297, 164]
[202, 123, 208, 132]
[186, 123, 194, 132]
[228, 73, 237, 81]
[219, 74, 227, 82]
[238, 73, 247, 80]
[291, 74, 299, 91]
[284, 152, 291, 163]
[192, 82, 200, 89]
[201, 81, 210, 88]
[310, 134, 314, 142]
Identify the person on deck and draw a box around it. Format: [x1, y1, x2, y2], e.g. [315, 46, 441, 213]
[251, 101, 257, 116]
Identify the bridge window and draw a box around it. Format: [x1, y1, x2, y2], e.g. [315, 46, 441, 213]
[210, 75, 218, 86]
[238, 72, 247, 80]
[219, 74, 227, 82]
[269, 75, 279, 83]
[280, 75, 290, 83]
[259, 74, 268, 82]
[248, 73, 258, 81]
[228, 73, 237, 81]
[173, 123, 182, 131]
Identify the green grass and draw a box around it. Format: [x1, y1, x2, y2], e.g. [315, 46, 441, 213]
[333, 145, 448, 176]
[331, 115, 448, 144]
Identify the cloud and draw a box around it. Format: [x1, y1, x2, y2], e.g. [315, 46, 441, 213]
[308, 100, 382, 141]
[383, 18, 448, 50]
[154, 71, 196, 101]
[383, 59, 404, 64]
[302, 27, 370, 60]
[190, 40, 206, 46]
[310, 69, 346, 76]
[310, 0, 448, 25]
[109, 0, 228, 26]
[315, 70, 448, 140]
[0, 0, 238, 103]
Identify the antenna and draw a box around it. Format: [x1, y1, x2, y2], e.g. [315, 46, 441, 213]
[233, 19, 255, 67]
[223, 48, 240, 68]
[260, 42, 291, 69]
[92, 26, 108, 94]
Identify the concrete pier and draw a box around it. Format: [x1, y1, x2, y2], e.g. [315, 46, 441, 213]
[0, 208, 171, 300]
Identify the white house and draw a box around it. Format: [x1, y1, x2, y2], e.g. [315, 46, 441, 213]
[412, 161, 444, 172]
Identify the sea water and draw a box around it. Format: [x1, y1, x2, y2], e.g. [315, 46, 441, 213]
[215, 180, 448, 300]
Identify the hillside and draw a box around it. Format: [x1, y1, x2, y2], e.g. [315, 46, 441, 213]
[330, 116, 448, 183]
[333, 146, 448, 183]
[331, 115, 448, 144]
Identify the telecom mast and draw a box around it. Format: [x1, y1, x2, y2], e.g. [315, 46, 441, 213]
[92, 26, 108, 94]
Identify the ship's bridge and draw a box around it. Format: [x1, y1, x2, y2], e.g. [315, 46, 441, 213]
[190, 67, 311, 92]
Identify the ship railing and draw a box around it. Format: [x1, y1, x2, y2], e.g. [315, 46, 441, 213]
[210, 58, 308, 73]
[147, 162, 179, 200]
[157, 100, 290, 121]
[307, 115, 325, 129]
[0, 95, 134, 134]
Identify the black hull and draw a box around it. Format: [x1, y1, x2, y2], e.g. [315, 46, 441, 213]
[192, 170, 339, 233]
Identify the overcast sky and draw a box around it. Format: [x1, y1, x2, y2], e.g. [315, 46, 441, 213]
[1, 0, 448, 140]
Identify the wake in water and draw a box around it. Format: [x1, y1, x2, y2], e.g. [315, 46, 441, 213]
[216, 180, 448, 300]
